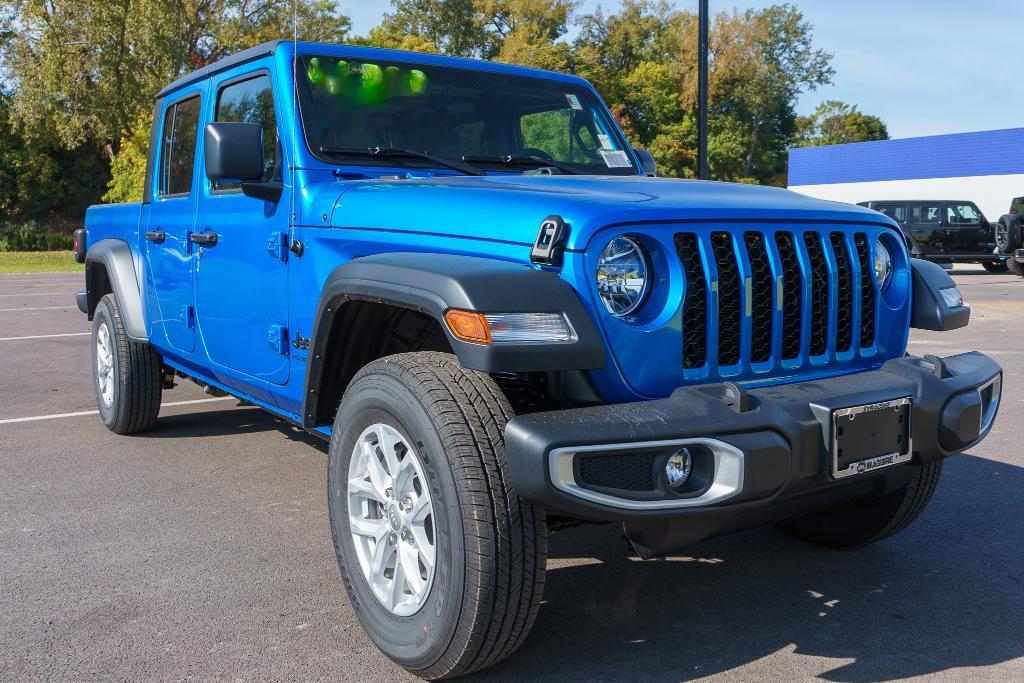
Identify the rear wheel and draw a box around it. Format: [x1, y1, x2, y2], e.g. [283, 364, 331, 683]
[327, 352, 547, 679]
[90, 294, 162, 434]
[995, 215, 1022, 255]
[777, 462, 942, 548]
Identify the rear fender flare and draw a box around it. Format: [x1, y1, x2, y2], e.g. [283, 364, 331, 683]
[85, 239, 147, 341]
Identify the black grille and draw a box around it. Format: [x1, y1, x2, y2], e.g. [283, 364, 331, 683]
[804, 232, 829, 356]
[830, 232, 854, 353]
[855, 233, 876, 347]
[711, 232, 742, 366]
[776, 232, 803, 360]
[577, 453, 656, 492]
[676, 233, 708, 369]
[745, 232, 773, 363]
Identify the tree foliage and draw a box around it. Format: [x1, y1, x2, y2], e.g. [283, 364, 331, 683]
[797, 99, 889, 147]
[0, 0, 888, 227]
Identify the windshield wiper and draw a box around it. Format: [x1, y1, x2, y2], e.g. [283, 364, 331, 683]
[319, 146, 485, 176]
[462, 154, 581, 176]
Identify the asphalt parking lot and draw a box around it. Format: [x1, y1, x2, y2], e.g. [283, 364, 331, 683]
[1, 267, 1022, 681]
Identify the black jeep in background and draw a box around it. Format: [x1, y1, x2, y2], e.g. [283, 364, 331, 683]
[860, 200, 1007, 273]
[996, 196, 1024, 277]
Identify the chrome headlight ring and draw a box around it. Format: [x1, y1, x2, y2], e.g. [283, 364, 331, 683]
[596, 235, 651, 317]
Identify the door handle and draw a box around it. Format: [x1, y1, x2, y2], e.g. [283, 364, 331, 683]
[145, 230, 166, 243]
[189, 232, 218, 246]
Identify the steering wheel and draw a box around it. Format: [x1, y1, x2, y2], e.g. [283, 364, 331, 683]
[518, 147, 554, 161]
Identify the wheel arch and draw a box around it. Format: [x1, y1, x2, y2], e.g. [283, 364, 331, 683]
[301, 253, 605, 428]
[85, 239, 147, 342]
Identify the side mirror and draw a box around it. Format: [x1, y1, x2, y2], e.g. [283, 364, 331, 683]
[204, 122, 282, 202]
[205, 122, 263, 181]
[633, 148, 657, 176]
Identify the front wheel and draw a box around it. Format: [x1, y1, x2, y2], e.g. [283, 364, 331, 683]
[777, 462, 942, 548]
[982, 260, 1009, 273]
[327, 352, 547, 679]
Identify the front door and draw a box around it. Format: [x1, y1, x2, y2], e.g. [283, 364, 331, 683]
[193, 68, 290, 385]
[144, 91, 203, 353]
[908, 202, 943, 255]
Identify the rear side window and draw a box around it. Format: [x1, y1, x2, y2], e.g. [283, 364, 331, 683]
[911, 203, 942, 224]
[214, 74, 278, 190]
[159, 96, 201, 197]
[876, 204, 906, 224]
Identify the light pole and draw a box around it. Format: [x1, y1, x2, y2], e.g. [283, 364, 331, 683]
[698, 0, 709, 180]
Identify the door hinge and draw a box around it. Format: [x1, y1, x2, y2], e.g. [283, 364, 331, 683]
[181, 305, 195, 329]
[530, 215, 568, 267]
[268, 324, 289, 355]
[267, 231, 289, 262]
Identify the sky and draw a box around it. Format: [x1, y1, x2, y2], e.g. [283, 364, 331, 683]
[340, 0, 1024, 140]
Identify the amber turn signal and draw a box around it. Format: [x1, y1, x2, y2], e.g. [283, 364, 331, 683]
[444, 309, 492, 343]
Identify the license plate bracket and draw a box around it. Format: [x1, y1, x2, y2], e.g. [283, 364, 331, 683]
[831, 397, 912, 479]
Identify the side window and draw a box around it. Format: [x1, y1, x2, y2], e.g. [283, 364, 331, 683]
[911, 203, 942, 224]
[946, 203, 980, 225]
[160, 96, 201, 197]
[214, 74, 277, 190]
[877, 204, 906, 224]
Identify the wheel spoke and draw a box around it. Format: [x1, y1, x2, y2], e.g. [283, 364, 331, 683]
[399, 542, 425, 598]
[370, 533, 394, 578]
[362, 440, 392, 498]
[376, 425, 403, 478]
[350, 516, 387, 540]
[389, 557, 407, 608]
[393, 450, 418, 498]
[348, 475, 385, 504]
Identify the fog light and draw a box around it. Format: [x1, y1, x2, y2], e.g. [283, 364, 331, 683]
[665, 449, 693, 488]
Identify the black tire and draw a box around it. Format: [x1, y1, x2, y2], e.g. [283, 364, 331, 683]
[982, 260, 1009, 273]
[327, 352, 547, 679]
[995, 215, 1022, 255]
[90, 293, 163, 434]
[1008, 258, 1024, 277]
[777, 462, 942, 548]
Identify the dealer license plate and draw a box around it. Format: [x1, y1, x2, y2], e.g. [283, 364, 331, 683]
[830, 397, 912, 479]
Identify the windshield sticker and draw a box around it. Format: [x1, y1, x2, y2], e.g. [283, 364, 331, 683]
[597, 133, 614, 150]
[601, 150, 633, 168]
[565, 93, 582, 110]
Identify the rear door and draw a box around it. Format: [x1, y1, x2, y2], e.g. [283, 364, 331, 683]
[143, 90, 203, 353]
[908, 202, 943, 254]
[193, 66, 290, 386]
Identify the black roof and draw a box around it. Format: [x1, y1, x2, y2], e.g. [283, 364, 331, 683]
[155, 40, 286, 99]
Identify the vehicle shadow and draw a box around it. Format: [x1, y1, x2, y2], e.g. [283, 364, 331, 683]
[480, 453, 1024, 681]
[150, 405, 329, 452]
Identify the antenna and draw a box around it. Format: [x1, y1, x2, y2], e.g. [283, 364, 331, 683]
[289, 0, 298, 240]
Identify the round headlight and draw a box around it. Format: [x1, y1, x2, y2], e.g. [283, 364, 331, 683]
[873, 238, 893, 290]
[596, 236, 650, 317]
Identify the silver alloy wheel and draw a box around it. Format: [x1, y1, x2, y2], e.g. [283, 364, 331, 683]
[96, 322, 114, 408]
[347, 423, 437, 616]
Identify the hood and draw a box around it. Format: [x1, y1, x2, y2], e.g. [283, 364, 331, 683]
[323, 175, 893, 251]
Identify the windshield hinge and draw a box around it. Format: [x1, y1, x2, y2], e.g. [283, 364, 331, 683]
[530, 215, 569, 267]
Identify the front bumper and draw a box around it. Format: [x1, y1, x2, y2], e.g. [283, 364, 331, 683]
[505, 352, 1001, 553]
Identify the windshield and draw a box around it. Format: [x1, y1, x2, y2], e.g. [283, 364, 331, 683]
[296, 55, 636, 176]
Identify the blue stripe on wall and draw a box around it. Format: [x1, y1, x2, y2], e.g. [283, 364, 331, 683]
[788, 128, 1024, 186]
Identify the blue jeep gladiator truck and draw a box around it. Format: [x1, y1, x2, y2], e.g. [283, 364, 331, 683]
[75, 41, 1002, 678]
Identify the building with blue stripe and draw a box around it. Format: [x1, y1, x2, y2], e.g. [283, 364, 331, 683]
[788, 128, 1024, 220]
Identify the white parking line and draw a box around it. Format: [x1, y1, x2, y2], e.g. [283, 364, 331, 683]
[0, 397, 236, 425]
[0, 306, 73, 312]
[0, 332, 89, 342]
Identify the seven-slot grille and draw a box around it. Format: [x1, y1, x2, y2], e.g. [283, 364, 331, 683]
[676, 229, 877, 370]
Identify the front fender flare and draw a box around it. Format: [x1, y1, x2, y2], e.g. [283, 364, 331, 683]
[85, 239, 147, 341]
[303, 253, 606, 426]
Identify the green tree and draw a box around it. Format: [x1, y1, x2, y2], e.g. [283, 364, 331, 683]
[797, 100, 889, 147]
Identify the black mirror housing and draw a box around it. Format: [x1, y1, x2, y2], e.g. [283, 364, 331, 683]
[633, 148, 657, 176]
[205, 122, 264, 182]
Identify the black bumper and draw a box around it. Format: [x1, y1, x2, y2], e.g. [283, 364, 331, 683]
[505, 352, 1001, 553]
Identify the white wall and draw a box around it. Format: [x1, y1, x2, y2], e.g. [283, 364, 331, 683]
[789, 173, 1024, 221]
